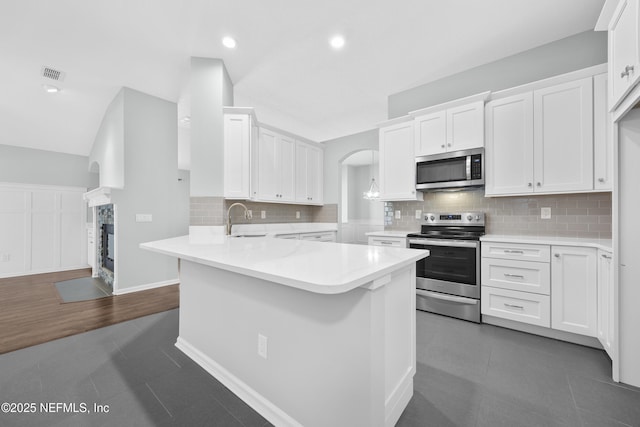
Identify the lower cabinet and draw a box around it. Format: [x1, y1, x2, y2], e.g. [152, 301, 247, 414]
[597, 249, 615, 359]
[481, 241, 600, 338]
[275, 231, 337, 242]
[367, 236, 407, 248]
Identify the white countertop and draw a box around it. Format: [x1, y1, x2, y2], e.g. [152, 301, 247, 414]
[481, 234, 612, 251]
[141, 234, 428, 295]
[365, 230, 414, 238]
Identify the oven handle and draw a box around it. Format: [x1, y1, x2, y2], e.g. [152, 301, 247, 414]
[409, 238, 479, 248]
[416, 289, 478, 305]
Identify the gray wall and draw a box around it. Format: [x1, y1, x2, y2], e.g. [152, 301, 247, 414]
[0, 144, 98, 189]
[323, 129, 378, 204]
[347, 164, 382, 221]
[89, 90, 125, 188]
[388, 30, 607, 118]
[190, 57, 233, 197]
[108, 88, 188, 291]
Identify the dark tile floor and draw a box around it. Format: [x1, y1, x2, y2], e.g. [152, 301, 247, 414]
[0, 308, 638, 426]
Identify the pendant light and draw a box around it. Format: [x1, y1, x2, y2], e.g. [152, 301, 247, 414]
[363, 150, 380, 200]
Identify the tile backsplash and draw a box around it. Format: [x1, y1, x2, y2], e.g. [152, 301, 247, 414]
[386, 189, 612, 239]
[190, 197, 338, 226]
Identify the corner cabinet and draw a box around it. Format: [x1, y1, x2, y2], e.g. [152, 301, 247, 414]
[485, 75, 596, 196]
[551, 246, 597, 337]
[378, 119, 423, 201]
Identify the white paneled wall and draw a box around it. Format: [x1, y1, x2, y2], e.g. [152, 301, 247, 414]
[0, 183, 87, 278]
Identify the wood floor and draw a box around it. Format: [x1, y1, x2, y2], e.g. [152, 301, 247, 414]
[0, 268, 179, 354]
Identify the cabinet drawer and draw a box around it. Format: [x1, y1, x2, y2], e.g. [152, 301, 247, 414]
[481, 286, 550, 327]
[299, 231, 336, 242]
[367, 236, 407, 247]
[481, 258, 550, 295]
[481, 242, 550, 262]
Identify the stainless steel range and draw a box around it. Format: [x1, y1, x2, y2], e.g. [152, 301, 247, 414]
[408, 212, 485, 323]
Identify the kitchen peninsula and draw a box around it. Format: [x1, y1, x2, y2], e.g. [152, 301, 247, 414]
[141, 234, 428, 427]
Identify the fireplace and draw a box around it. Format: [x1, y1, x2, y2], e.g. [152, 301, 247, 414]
[102, 223, 114, 271]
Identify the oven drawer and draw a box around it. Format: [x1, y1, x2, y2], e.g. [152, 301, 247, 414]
[481, 242, 550, 262]
[481, 286, 550, 327]
[481, 258, 550, 295]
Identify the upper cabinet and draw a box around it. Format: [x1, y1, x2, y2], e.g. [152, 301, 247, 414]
[609, 0, 640, 110]
[378, 119, 423, 201]
[486, 72, 602, 196]
[412, 94, 488, 157]
[223, 108, 323, 205]
[295, 141, 323, 205]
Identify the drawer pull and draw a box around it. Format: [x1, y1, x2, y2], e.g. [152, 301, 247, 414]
[504, 250, 524, 254]
[378, 241, 394, 245]
[601, 254, 612, 260]
[503, 273, 525, 279]
[504, 303, 524, 310]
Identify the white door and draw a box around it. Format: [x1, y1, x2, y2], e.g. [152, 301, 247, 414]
[551, 246, 597, 337]
[414, 111, 446, 156]
[533, 78, 593, 193]
[593, 74, 613, 190]
[223, 114, 251, 199]
[379, 121, 421, 201]
[257, 128, 279, 201]
[484, 93, 534, 195]
[446, 101, 484, 152]
[609, 0, 640, 108]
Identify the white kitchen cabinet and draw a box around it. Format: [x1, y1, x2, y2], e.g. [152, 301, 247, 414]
[295, 141, 323, 205]
[485, 93, 534, 195]
[481, 286, 551, 328]
[414, 101, 484, 156]
[485, 77, 594, 196]
[368, 236, 407, 248]
[378, 119, 423, 201]
[594, 73, 613, 191]
[224, 110, 257, 199]
[597, 249, 615, 359]
[481, 258, 550, 295]
[551, 246, 597, 337]
[608, 0, 640, 110]
[255, 128, 295, 203]
[299, 231, 336, 242]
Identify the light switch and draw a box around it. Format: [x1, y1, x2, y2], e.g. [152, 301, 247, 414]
[415, 210, 422, 219]
[395, 210, 402, 220]
[296, 211, 300, 219]
[261, 210, 266, 219]
[135, 214, 153, 222]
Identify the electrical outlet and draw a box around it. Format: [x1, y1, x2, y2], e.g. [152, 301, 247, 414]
[261, 210, 266, 219]
[247, 210, 252, 219]
[258, 334, 268, 359]
[415, 210, 422, 219]
[296, 211, 300, 219]
[395, 210, 402, 220]
[541, 207, 551, 219]
[135, 214, 153, 222]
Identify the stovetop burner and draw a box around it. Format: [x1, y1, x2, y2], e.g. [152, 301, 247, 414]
[408, 212, 486, 241]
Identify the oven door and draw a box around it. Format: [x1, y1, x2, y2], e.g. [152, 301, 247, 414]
[409, 238, 480, 299]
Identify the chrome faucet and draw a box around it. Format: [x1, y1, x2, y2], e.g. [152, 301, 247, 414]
[226, 202, 252, 235]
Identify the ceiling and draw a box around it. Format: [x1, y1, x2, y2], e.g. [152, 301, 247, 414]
[0, 0, 605, 166]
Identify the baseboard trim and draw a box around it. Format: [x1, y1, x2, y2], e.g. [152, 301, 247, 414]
[385, 373, 413, 427]
[0, 265, 90, 280]
[175, 337, 303, 427]
[113, 278, 179, 295]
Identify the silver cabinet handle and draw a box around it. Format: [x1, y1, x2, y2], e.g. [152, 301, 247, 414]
[504, 250, 524, 254]
[528, 182, 532, 187]
[416, 290, 478, 305]
[447, 143, 451, 147]
[622, 65, 635, 78]
[378, 241, 395, 245]
[554, 253, 560, 258]
[598, 178, 605, 183]
[504, 303, 524, 310]
[504, 273, 525, 279]
[601, 254, 612, 259]
[441, 144, 445, 148]
[536, 182, 542, 187]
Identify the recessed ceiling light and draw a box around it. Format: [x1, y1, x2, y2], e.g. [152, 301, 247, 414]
[222, 36, 237, 49]
[41, 84, 60, 93]
[329, 35, 345, 50]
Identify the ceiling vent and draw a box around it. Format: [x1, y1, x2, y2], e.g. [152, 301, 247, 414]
[41, 66, 65, 82]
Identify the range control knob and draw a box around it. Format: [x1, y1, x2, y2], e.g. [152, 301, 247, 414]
[475, 215, 480, 221]
[467, 215, 473, 221]
[429, 215, 435, 221]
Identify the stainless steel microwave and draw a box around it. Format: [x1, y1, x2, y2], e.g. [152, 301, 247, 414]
[416, 148, 484, 191]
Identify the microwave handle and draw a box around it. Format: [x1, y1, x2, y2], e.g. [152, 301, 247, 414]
[466, 155, 471, 180]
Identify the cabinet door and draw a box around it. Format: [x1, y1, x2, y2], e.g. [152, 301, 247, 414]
[295, 142, 309, 203]
[609, 0, 640, 109]
[414, 111, 446, 156]
[533, 78, 593, 193]
[551, 246, 597, 337]
[379, 121, 422, 201]
[484, 93, 534, 195]
[446, 101, 484, 152]
[597, 250, 615, 359]
[223, 114, 251, 199]
[307, 145, 323, 204]
[257, 128, 279, 202]
[594, 74, 613, 190]
[278, 135, 296, 202]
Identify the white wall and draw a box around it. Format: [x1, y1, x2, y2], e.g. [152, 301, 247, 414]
[89, 90, 125, 189]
